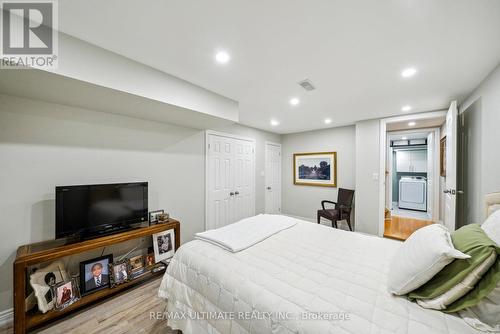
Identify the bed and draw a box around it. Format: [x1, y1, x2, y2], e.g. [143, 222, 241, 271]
[158, 198, 500, 334]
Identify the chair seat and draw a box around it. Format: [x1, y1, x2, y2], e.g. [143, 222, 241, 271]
[317, 209, 339, 219]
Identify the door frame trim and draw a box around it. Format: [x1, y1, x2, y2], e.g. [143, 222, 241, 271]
[205, 130, 256, 230]
[378, 110, 447, 237]
[264, 141, 282, 214]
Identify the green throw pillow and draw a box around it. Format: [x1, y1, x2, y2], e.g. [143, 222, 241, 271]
[408, 224, 500, 312]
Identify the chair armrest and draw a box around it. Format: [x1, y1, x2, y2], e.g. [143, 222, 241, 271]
[321, 200, 337, 210]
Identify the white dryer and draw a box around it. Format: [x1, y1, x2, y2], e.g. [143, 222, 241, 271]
[399, 177, 427, 211]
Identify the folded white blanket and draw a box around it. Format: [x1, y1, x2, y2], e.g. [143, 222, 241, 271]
[195, 214, 298, 252]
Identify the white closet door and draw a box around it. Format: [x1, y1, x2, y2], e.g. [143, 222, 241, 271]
[233, 139, 255, 222]
[206, 132, 255, 230]
[207, 134, 234, 230]
[265, 142, 281, 214]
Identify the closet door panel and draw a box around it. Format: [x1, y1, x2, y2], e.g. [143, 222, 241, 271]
[233, 139, 255, 222]
[207, 135, 234, 230]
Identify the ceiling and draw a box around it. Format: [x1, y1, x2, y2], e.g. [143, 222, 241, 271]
[386, 115, 446, 132]
[57, 0, 500, 134]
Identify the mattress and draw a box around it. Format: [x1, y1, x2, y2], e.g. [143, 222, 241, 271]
[159, 218, 481, 334]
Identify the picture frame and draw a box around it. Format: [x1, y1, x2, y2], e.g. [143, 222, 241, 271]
[29, 261, 70, 313]
[149, 210, 164, 224]
[153, 229, 175, 262]
[129, 255, 145, 279]
[54, 280, 76, 310]
[79, 254, 113, 296]
[145, 253, 155, 268]
[440, 136, 447, 177]
[293, 152, 337, 187]
[109, 258, 130, 287]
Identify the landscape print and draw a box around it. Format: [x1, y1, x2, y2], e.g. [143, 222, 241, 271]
[294, 152, 337, 187]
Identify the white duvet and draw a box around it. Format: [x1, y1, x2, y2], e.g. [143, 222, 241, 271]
[159, 216, 482, 334]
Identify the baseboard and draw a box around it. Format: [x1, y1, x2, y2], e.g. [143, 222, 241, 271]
[0, 308, 13, 327]
[284, 214, 353, 231]
[283, 214, 315, 223]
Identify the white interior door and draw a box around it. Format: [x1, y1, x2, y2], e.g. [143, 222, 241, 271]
[233, 139, 255, 222]
[207, 134, 234, 230]
[265, 142, 281, 214]
[427, 132, 434, 219]
[444, 101, 458, 231]
[206, 132, 255, 230]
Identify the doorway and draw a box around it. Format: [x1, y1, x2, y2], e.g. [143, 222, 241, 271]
[384, 130, 437, 240]
[380, 111, 448, 240]
[265, 142, 282, 214]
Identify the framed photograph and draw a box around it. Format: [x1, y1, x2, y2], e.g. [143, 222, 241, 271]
[109, 259, 130, 287]
[79, 254, 113, 296]
[145, 253, 155, 267]
[153, 229, 175, 262]
[149, 210, 164, 224]
[54, 280, 75, 309]
[440, 136, 447, 177]
[129, 255, 145, 278]
[29, 261, 69, 313]
[293, 152, 337, 187]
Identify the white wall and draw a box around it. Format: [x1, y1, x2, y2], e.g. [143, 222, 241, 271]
[355, 120, 381, 235]
[0, 94, 280, 312]
[281, 126, 356, 223]
[459, 63, 500, 223]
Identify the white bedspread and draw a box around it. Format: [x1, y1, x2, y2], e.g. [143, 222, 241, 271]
[195, 214, 297, 252]
[159, 217, 481, 334]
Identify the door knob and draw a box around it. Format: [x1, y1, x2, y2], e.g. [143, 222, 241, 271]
[235, 191, 240, 195]
[230, 192, 235, 196]
[444, 189, 450, 194]
[267, 186, 271, 190]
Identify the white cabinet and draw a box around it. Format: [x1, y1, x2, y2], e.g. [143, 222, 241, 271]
[396, 149, 427, 173]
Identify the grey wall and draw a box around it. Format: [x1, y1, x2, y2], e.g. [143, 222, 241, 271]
[0, 94, 280, 312]
[281, 126, 356, 224]
[355, 120, 381, 235]
[459, 63, 500, 223]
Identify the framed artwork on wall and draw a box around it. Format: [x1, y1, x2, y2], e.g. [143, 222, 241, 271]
[293, 152, 337, 187]
[440, 136, 446, 177]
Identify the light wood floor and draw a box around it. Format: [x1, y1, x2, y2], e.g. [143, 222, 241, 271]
[0, 278, 179, 334]
[384, 215, 434, 241]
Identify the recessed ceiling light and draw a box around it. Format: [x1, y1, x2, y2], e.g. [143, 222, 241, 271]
[402, 136, 408, 140]
[289, 97, 300, 106]
[401, 105, 412, 112]
[270, 119, 280, 126]
[215, 51, 230, 64]
[324, 118, 332, 124]
[401, 67, 417, 78]
[408, 121, 416, 126]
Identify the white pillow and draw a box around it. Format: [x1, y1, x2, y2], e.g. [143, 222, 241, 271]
[482, 209, 500, 246]
[388, 224, 470, 295]
[459, 281, 500, 332]
[417, 252, 497, 310]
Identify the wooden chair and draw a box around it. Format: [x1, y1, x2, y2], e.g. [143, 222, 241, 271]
[317, 188, 355, 230]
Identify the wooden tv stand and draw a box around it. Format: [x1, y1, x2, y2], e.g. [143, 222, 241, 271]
[13, 220, 180, 334]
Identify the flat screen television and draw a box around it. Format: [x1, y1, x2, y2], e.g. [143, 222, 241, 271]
[56, 182, 148, 240]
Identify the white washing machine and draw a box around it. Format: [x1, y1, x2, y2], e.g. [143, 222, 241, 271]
[399, 177, 427, 211]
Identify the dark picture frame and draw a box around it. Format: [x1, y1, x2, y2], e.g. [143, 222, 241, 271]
[293, 152, 337, 187]
[149, 210, 164, 224]
[79, 254, 113, 296]
[109, 258, 130, 287]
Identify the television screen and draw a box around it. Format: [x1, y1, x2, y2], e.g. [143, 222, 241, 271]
[56, 182, 148, 239]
